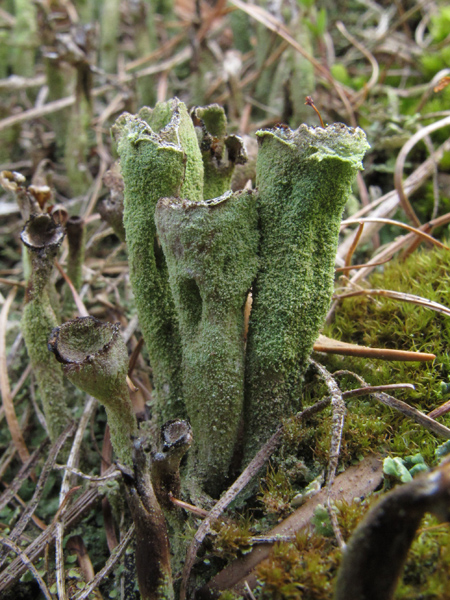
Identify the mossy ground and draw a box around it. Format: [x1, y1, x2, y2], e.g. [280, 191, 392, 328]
[214, 241, 450, 599]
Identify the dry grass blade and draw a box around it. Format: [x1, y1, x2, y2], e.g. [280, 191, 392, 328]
[0, 438, 49, 512]
[54, 261, 89, 317]
[179, 399, 331, 600]
[334, 288, 450, 318]
[0, 537, 52, 600]
[0, 423, 75, 568]
[72, 524, 135, 600]
[228, 0, 356, 125]
[0, 287, 30, 464]
[337, 137, 450, 263]
[394, 115, 450, 227]
[314, 334, 435, 362]
[341, 217, 449, 251]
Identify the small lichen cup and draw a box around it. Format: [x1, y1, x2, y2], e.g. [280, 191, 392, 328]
[48, 316, 137, 465]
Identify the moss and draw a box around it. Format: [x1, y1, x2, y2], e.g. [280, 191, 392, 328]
[323, 241, 450, 466]
[243, 123, 369, 464]
[113, 98, 204, 422]
[155, 190, 259, 496]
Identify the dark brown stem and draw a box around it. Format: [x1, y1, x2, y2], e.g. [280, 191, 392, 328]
[151, 420, 193, 511]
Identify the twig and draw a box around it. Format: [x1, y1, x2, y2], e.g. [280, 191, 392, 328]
[53, 464, 120, 482]
[72, 524, 135, 600]
[0, 288, 30, 464]
[340, 217, 449, 251]
[310, 360, 346, 548]
[0, 537, 52, 600]
[342, 383, 415, 399]
[334, 288, 450, 318]
[0, 424, 75, 567]
[0, 438, 49, 512]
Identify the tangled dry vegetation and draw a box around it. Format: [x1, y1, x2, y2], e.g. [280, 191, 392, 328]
[1, 0, 450, 599]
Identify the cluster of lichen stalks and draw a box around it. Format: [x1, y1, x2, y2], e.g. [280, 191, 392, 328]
[14, 99, 369, 599]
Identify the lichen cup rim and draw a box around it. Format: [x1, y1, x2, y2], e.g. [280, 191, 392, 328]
[21, 213, 65, 251]
[48, 316, 122, 365]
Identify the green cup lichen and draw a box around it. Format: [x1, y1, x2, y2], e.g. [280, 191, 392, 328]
[113, 98, 204, 422]
[48, 316, 137, 465]
[20, 213, 70, 442]
[155, 190, 259, 496]
[242, 123, 370, 463]
[192, 104, 247, 199]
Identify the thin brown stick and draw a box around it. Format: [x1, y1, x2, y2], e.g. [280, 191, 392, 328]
[341, 217, 449, 251]
[336, 256, 393, 272]
[344, 222, 365, 268]
[313, 334, 435, 362]
[54, 261, 89, 317]
[334, 288, 450, 318]
[0, 288, 30, 464]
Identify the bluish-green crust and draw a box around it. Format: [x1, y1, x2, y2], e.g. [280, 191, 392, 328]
[113, 98, 204, 422]
[155, 191, 259, 496]
[242, 123, 370, 463]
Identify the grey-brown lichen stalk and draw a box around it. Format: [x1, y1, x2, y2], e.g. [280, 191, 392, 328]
[48, 316, 137, 465]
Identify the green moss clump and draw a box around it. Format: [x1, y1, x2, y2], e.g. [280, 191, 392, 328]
[323, 242, 450, 465]
[155, 190, 259, 495]
[243, 123, 369, 463]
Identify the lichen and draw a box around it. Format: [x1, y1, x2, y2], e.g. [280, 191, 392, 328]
[20, 214, 70, 441]
[113, 98, 204, 422]
[243, 123, 369, 464]
[155, 190, 259, 495]
[48, 316, 137, 465]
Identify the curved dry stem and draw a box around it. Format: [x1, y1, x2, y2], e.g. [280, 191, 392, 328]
[394, 114, 450, 228]
[0, 287, 30, 464]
